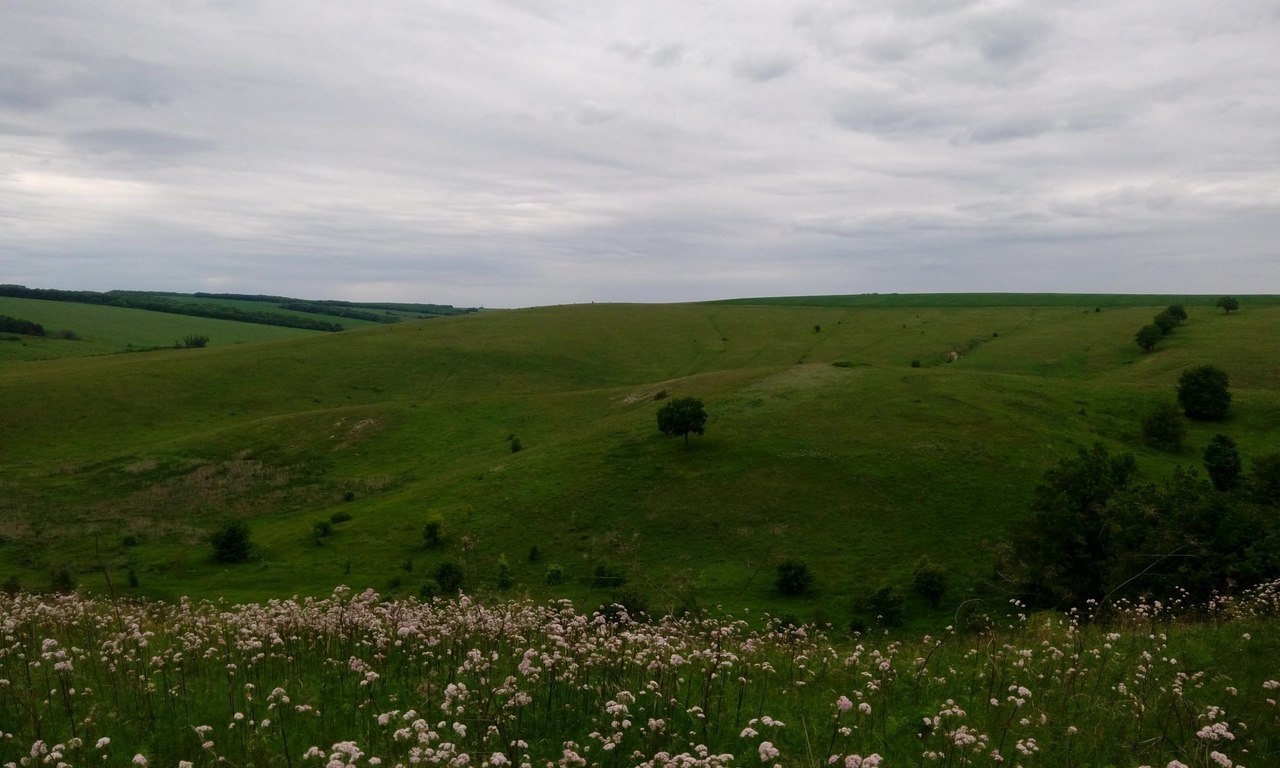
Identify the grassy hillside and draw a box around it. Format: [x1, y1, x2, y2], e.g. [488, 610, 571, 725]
[0, 296, 327, 360]
[0, 289, 476, 361]
[713, 292, 1280, 308]
[1, 298, 1276, 625]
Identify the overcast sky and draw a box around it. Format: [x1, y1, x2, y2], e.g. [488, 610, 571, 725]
[2, 0, 1278, 306]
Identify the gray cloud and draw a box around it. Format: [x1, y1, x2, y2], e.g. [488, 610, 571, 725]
[731, 51, 801, 82]
[1, 0, 1277, 305]
[66, 129, 216, 157]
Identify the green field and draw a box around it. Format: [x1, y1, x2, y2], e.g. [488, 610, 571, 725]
[0, 296, 327, 360]
[1, 296, 1276, 627]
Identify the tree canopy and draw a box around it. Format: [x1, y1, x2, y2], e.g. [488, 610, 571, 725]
[1177, 365, 1231, 421]
[657, 397, 707, 446]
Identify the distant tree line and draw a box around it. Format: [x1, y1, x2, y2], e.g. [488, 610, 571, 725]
[1134, 304, 1187, 352]
[193, 293, 477, 317]
[0, 314, 45, 336]
[1, 285, 344, 332]
[276, 302, 400, 323]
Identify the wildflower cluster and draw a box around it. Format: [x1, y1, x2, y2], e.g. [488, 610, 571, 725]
[2, 583, 1280, 767]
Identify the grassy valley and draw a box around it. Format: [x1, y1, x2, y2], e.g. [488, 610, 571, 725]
[2, 295, 1276, 627]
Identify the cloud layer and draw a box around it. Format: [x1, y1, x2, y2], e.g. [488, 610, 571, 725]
[2, 0, 1278, 305]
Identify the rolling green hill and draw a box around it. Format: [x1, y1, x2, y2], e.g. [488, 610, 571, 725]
[0, 290, 476, 361]
[1, 296, 1275, 626]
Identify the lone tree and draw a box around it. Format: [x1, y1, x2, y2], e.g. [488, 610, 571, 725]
[657, 397, 707, 446]
[1135, 324, 1162, 352]
[1216, 296, 1240, 314]
[1177, 365, 1231, 421]
[1203, 434, 1242, 492]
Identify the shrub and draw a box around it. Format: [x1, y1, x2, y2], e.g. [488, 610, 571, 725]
[593, 563, 626, 589]
[49, 566, 76, 594]
[423, 519, 443, 548]
[496, 555, 513, 589]
[1166, 304, 1188, 322]
[2, 575, 21, 595]
[1178, 365, 1231, 421]
[342, 490, 355, 502]
[510, 436, 522, 453]
[544, 564, 565, 586]
[527, 545, 540, 562]
[1141, 402, 1187, 452]
[312, 520, 334, 540]
[1203, 435, 1243, 492]
[127, 569, 139, 588]
[210, 521, 252, 563]
[121, 534, 140, 548]
[418, 581, 438, 601]
[1250, 453, 1280, 506]
[776, 560, 814, 596]
[910, 359, 921, 368]
[652, 390, 668, 401]
[179, 334, 209, 349]
[911, 557, 948, 608]
[602, 585, 649, 620]
[433, 561, 464, 593]
[330, 511, 352, 524]
[857, 585, 905, 627]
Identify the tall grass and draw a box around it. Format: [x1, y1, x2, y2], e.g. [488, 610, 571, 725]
[3, 585, 1278, 767]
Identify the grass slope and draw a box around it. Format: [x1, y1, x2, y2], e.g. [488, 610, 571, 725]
[0, 296, 326, 361]
[712, 292, 1280, 308]
[1, 299, 1276, 626]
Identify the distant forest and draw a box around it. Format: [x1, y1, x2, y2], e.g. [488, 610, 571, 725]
[0, 285, 475, 332]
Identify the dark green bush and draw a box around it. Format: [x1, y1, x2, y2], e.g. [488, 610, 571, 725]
[210, 521, 252, 563]
[1141, 402, 1187, 452]
[593, 563, 626, 589]
[496, 555, 513, 589]
[423, 519, 443, 548]
[856, 585, 905, 627]
[49, 566, 76, 594]
[1204, 435, 1242, 491]
[911, 557, 948, 608]
[776, 560, 814, 596]
[544, 564, 565, 586]
[330, 511, 352, 524]
[1250, 453, 1280, 506]
[1178, 365, 1231, 420]
[434, 561, 464, 593]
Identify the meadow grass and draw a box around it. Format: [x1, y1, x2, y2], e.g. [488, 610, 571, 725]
[1, 300, 1277, 626]
[2, 584, 1278, 768]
